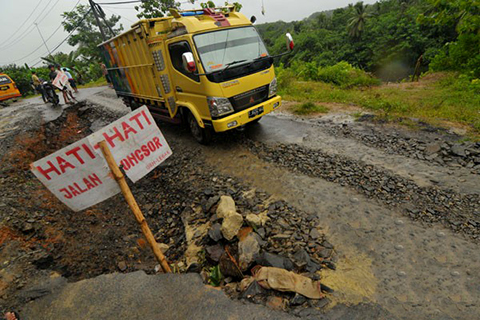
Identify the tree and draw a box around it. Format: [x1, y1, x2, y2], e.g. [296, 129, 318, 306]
[135, 0, 184, 19]
[347, 2, 370, 39]
[62, 4, 123, 62]
[419, 0, 480, 76]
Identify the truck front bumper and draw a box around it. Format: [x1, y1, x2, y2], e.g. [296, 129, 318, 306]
[211, 96, 281, 132]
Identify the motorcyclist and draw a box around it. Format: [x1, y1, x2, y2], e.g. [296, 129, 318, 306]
[31, 70, 47, 103]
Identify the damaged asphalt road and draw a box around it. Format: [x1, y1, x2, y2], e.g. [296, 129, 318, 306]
[1, 88, 479, 320]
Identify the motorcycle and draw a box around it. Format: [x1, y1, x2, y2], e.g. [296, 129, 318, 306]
[42, 81, 60, 106]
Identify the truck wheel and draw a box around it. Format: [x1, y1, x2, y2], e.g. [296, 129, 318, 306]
[188, 112, 211, 145]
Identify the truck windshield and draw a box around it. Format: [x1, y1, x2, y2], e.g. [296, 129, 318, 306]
[194, 27, 268, 74]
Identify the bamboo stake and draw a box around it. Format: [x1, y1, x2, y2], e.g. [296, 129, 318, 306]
[99, 140, 172, 273]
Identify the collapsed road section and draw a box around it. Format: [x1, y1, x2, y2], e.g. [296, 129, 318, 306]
[0, 102, 341, 318]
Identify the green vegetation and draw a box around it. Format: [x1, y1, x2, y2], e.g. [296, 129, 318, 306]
[258, 0, 479, 80]
[258, 0, 479, 133]
[280, 72, 480, 134]
[292, 102, 330, 115]
[207, 265, 223, 287]
[278, 61, 380, 88]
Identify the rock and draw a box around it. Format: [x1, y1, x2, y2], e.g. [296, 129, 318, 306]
[266, 296, 284, 311]
[240, 280, 266, 299]
[205, 196, 220, 212]
[309, 228, 321, 240]
[292, 248, 310, 268]
[257, 228, 266, 239]
[157, 243, 170, 253]
[290, 293, 307, 306]
[221, 211, 243, 241]
[206, 244, 224, 263]
[117, 261, 127, 271]
[237, 227, 253, 241]
[451, 145, 467, 157]
[425, 143, 441, 155]
[255, 251, 294, 271]
[272, 234, 290, 240]
[23, 223, 34, 233]
[208, 223, 223, 242]
[216, 195, 236, 219]
[238, 233, 261, 271]
[291, 248, 322, 272]
[204, 188, 215, 196]
[245, 212, 270, 228]
[219, 252, 243, 278]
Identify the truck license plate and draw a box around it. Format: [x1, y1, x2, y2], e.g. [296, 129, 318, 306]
[248, 106, 264, 118]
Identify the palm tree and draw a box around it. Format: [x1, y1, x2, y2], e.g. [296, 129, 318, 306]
[347, 2, 370, 40]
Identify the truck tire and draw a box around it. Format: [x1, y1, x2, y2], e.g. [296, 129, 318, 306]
[187, 112, 211, 145]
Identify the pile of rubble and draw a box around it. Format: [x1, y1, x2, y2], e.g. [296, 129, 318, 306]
[321, 115, 480, 174]
[178, 192, 335, 311]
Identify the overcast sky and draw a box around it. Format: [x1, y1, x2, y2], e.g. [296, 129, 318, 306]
[0, 0, 378, 67]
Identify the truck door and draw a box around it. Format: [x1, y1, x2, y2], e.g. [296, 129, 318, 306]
[167, 40, 205, 118]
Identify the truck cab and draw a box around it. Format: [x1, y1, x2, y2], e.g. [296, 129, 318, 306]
[99, 5, 293, 143]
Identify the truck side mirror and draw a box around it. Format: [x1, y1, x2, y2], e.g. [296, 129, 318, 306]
[286, 33, 294, 51]
[250, 16, 257, 24]
[182, 52, 197, 73]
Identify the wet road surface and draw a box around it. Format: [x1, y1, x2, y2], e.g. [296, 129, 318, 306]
[3, 87, 479, 319]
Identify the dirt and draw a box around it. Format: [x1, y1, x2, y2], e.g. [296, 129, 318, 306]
[0, 88, 479, 319]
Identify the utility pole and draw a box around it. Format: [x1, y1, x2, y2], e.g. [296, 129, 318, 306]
[89, 0, 107, 42]
[34, 23, 52, 56]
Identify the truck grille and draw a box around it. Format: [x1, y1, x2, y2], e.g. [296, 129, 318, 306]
[229, 85, 269, 112]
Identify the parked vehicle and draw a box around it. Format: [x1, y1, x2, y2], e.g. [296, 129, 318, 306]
[42, 81, 60, 106]
[99, 5, 294, 143]
[0, 73, 21, 105]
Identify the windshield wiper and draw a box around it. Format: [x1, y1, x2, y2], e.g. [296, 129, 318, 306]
[219, 59, 248, 75]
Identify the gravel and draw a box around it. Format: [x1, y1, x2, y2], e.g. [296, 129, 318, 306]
[247, 141, 480, 239]
[317, 115, 480, 174]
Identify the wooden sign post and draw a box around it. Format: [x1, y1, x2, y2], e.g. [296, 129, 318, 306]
[99, 140, 171, 273]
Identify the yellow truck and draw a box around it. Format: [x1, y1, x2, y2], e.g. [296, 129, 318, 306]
[99, 5, 294, 143]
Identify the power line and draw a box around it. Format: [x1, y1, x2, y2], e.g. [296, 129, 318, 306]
[34, 8, 93, 67]
[0, 0, 45, 44]
[96, 1, 142, 4]
[1, 0, 83, 66]
[0, 0, 62, 50]
[103, 7, 135, 23]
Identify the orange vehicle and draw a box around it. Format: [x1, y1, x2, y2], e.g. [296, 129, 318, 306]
[0, 73, 22, 104]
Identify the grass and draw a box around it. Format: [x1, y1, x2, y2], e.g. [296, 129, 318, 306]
[292, 102, 330, 115]
[78, 78, 108, 89]
[279, 72, 480, 137]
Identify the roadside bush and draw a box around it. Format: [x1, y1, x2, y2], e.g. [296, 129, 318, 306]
[0, 65, 50, 97]
[289, 61, 380, 88]
[276, 64, 296, 90]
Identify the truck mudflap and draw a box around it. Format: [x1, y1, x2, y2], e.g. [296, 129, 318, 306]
[211, 96, 281, 132]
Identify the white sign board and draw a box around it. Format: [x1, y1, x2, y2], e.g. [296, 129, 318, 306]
[52, 71, 69, 90]
[31, 106, 172, 212]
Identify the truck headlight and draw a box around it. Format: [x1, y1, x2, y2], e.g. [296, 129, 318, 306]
[268, 77, 277, 98]
[207, 97, 234, 117]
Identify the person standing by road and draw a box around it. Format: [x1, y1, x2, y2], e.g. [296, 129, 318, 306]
[49, 64, 73, 105]
[31, 70, 47, 103]
[100, 62, 113, 88]
[63, 68, 78, 93]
